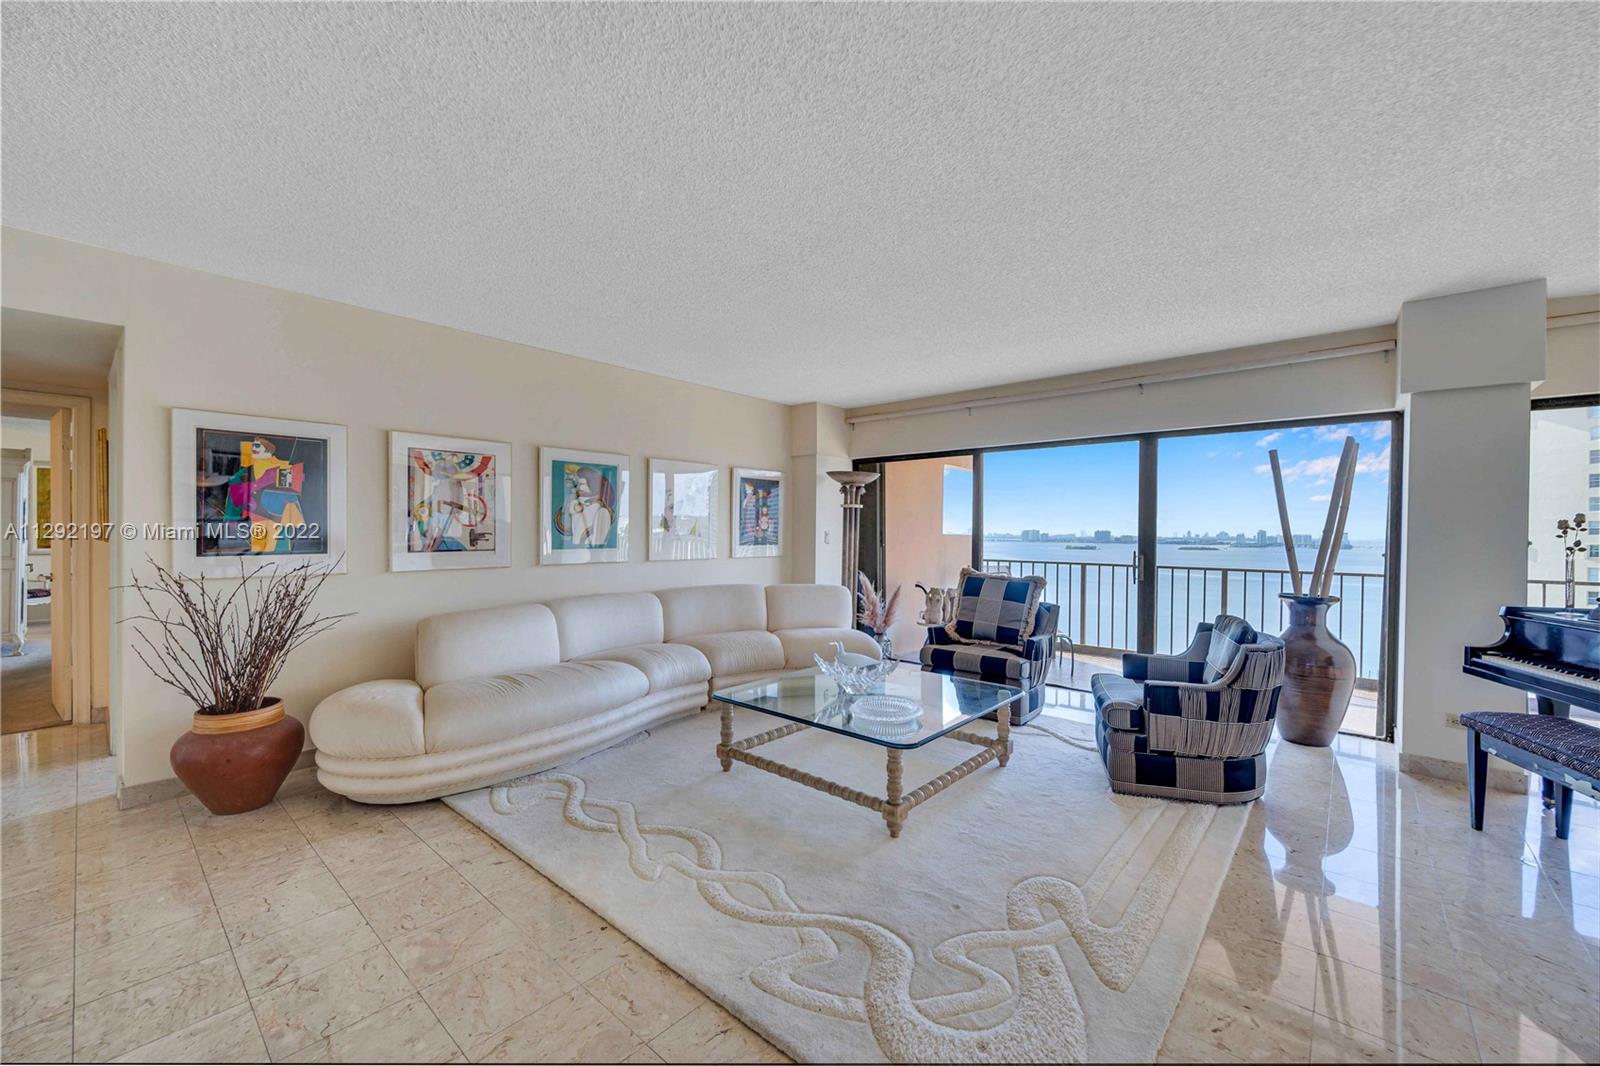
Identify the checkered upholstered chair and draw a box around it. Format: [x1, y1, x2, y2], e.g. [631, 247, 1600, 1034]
[1090, 615, 1285, 803]
[920, 568, 1058, 726]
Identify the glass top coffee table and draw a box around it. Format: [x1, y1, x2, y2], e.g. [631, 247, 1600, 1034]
[711, 666, 1026, 838]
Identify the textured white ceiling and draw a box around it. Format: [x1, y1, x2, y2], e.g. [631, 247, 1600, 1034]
[3, 3, 1596, 407]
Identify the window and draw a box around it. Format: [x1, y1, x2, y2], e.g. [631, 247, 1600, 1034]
[942, 465, 973, 535]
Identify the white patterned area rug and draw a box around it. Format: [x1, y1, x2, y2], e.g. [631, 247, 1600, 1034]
[443, 708, 1247, 1063]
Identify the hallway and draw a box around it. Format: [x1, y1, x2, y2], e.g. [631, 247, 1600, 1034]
[1, 620, 66, 736]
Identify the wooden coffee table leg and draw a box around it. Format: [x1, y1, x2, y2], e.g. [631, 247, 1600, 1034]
[885, 749, 904, 838]
[718, 704, 733, 772]
[996, 699, 1012, 767]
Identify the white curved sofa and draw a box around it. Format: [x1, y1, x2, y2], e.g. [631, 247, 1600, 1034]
[309, 583, 877, 803]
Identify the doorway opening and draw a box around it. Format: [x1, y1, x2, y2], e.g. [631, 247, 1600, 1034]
[2, 409, 70, 733]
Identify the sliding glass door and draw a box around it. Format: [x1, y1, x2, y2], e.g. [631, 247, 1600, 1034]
[980, 441, 1144, 679]
[1156, 422, 1395, 737]
[859, 412, 1401, 739]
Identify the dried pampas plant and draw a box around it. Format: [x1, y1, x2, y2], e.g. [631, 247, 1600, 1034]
[856, 572, 901, 633]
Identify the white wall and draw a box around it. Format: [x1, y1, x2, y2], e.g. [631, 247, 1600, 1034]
[1395, 281, 1545, 777]
[3, 228, 792, 790]
[846, 341, 1399, 460]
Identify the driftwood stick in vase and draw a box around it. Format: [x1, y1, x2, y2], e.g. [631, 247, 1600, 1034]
[1268, 450, 1302, 594]
[1321, 441, 1359, 596]
[1309, 436, 1357, 593]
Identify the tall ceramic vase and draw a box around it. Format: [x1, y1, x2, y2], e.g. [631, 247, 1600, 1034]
[1275, 594, 1356, 746]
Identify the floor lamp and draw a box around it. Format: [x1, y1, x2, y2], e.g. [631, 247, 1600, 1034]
[827, 470, 880, 592]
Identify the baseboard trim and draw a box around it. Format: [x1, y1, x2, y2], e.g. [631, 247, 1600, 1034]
[117, 747, 318, 810]
[1400, 751, 1524, 793]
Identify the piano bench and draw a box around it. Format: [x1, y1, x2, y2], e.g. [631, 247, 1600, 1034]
[1462, 711, 1600, 840]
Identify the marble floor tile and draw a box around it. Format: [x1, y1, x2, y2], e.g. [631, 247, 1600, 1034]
[74, 909, 232, 1005]
[1, 916, 73, 983]
[72, 951, 247, 1062]
[417, 946, 575, 1058]
[0, 959, 73, 1034]
[251, 943, 417, 1060]
[232, 903, 380, 993]
[1160, 966, 1315, 1063]
[1312, 957, 1477, 1062]
[354, 865, 484, 940]
[1469, 1003, 1600, 1063]
[489, 882, 649, 984]
[279, 994, 461, 1064]
[383, 898, 526, 987]
[583, 952, 709, 1041]
[473, 986, 644, 1064]
[0, 1008, 72, 1062]
[1308, 1014, 1444, 1063]
[1193, 930, 1321, 1010]
[649, 1000, 790, 1064]
[109, 1001, 268, 1063]
[216, 865, 353, 948]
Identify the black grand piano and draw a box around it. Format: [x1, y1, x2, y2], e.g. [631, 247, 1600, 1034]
[1464, 604, 1600, 806]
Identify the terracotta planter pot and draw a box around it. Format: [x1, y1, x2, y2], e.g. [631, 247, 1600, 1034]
[1275, 594, 1356, 747]
[170, 697, 303, 815]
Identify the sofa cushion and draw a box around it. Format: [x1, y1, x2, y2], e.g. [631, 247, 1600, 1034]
[921, 643, 1033, 684]
[423, 660, 648, 752]
[775, 627, 880, 669]
[765, 584, 852, 631]
[671, 630, 785, 678]
[580, 643, 711, 692]
[547, 592, 665, 662]
[417, 603, 561, 690]
[1203, 614, 1259, 683]
[657, 584, 767, 640]
[310, 680, 425, 759]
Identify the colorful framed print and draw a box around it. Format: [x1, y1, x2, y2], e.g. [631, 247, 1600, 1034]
[170, 409, 347, 578]
[731, 467, 783, 558]
[648, 459, 719, 561]
[540, 446, 629, 565]
[28, 463, 51, 551]
[389, 432, 512, 571]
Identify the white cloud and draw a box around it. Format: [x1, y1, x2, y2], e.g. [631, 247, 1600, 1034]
[1313, 424, 1355, 442]
[1258, 443, 1389, 483]
[1371, 422, 1391, 440]
[1310, 493, 1332, 503]
[1255, 431, 1283, 447]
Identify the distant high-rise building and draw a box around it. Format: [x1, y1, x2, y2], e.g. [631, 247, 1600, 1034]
[1094, 529, 1112, 543]
[1021, 529, 1041, 542]
[1255, 529, 1268, 546]
[1294, 533, 1315, 549]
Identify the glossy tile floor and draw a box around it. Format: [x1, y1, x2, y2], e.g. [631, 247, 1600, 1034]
[2, 694, 1595, 1063]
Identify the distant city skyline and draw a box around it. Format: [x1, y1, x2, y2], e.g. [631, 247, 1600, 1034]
[976, 421, 1391, 541]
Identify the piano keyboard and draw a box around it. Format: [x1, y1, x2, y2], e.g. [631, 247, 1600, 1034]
[1480, 652, 1600, 690]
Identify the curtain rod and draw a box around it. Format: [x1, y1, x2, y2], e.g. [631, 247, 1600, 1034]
[846, 340, 1395, 426]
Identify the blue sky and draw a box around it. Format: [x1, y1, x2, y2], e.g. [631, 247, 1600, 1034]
[974, 421, 1391, 541]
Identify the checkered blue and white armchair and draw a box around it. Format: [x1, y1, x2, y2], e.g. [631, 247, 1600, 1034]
[1091, 615, 1285, 803]
[920, 567, 1058, 725]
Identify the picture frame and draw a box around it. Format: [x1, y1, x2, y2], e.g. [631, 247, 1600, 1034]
[170, 408, 347, 578]
[731, 466, 784, 558]
[647, 458, 720, 561]
[540, 446, 629, 564]
[27, 462, 51, 552]
[389, 431, 512, 571]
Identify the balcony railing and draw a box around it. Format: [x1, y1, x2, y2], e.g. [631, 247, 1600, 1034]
[982, 559, 1600, 683]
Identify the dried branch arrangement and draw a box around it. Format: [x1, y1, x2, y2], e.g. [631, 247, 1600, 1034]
[1269, 436, 1358, 597]
[856, 572, 901, 633]
[122, 557, 350, 715]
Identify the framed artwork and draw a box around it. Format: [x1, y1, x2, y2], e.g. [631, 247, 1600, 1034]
[28, 463, 51, 551]
[389, 432, 512, 571]
[540, 446, 629, 564]
[170, 408, 347, 578]
[648, 459, 719, 561]
[731, 467, 784, 558]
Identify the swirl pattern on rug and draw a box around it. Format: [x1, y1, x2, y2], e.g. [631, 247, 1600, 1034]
[489, 758, 1215, 1063]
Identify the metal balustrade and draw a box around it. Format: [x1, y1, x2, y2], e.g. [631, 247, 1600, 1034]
[981, 559, 1600, 683]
